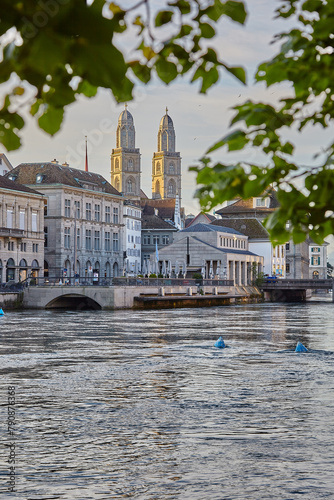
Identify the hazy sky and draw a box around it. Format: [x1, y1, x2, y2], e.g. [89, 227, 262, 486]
[3, 0, 334, 253]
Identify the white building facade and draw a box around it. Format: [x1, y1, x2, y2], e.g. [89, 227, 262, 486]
[0, 176, 45, 283]
[123, 201, 142, 275]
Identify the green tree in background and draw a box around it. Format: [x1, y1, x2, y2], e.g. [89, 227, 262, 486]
[1, 0, 333, 245]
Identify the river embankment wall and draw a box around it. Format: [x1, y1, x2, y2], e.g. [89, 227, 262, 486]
[2, 285, 263, 310]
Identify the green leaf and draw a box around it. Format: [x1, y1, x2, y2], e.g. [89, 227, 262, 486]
[223, 64, 246, 84]
[155, 10, 174, 27]
[206, 130, 249, 153]
[200, 23, 216, 38]
[76, 80, 98, 98]
[155, 59, 178, 84]
[223, 1, 247, 24]
[130, 61, 151, 84]
[38, 106, 64, 135]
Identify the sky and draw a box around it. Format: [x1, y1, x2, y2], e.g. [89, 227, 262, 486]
[2, 0, 334, 258]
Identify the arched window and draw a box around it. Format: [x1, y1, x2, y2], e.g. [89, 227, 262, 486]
[115, 177, 120, 192]
[6, 258, 15, 282]
[113, 262, 119, 277]
[31, 259, 39, 279]
[167, 179, 176, 197]
[155, 180, 160, 194]
[86, 260, 92, 276]
[169, 162, 174, 174]
[105, 261, 111, 278]
[128, 158, 133, 171]
[313, 270, 319, 279]
[162, 130, 168, 151]
[115, 158, 119, 171]
[127, 178, 133, 193]
[156, 162, 161, 174]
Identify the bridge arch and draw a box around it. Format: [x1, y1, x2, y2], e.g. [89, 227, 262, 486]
[45, 293, 102, 310]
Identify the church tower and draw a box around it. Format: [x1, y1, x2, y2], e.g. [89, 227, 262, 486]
[111, 105, 141, 199]
[152, 108, 181, 200]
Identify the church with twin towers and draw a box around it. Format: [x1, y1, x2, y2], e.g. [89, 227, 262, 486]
[110, 106, 182, 206]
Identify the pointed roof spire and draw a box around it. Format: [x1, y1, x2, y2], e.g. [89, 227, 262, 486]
[85, 136, 88, 172]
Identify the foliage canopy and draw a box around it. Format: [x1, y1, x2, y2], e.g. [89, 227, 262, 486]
[1, 0, 334, 244]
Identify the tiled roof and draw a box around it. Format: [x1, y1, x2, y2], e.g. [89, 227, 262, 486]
[141, 198, 176, 219]
[0, 175, 43, 195]
[211, 218, 269, 239]
[180, 223, 243, 235]
[142, 214, 177, 230]
[216, 191, 280, 215]
[9, 162, 121, 196]
[185, 212, 216, 227]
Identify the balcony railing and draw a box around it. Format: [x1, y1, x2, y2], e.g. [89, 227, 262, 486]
[0, 227, 24, 238]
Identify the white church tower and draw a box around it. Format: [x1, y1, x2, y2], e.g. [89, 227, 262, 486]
[111, 105, 141, 200]
[152, 108, 181, 200]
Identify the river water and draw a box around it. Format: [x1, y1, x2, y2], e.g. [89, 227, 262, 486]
[1, 300, 334, 500]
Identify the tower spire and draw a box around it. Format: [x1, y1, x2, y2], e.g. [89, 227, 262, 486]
[85, 136, 88, 172]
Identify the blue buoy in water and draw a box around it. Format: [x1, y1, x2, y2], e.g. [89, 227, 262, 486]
[295, 341, 308, 353]
[0, 308, 4, 316]
[214, 336, 225, 348]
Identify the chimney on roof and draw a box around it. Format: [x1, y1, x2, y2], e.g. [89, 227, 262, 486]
[51, 158, 58, 164]
[62, 162, 69, 167]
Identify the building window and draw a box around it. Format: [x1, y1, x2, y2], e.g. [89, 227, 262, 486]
[128, 158, 133, 171]
[94, 204, 100, 222]
[156, 162, 161, 173]
[86, 203, 92, 221]
[64, 227, 70, 249]
[20, 242, 26, 252]
[256, 198, 266, 207]
[113, 233, 119, 251]
[75, 201, 80, 218]
[113, 207, 119, 224]
[169, 162, 175, 174]
[8, 241, 14, 251]
[77, 229, 81, 250]
[32, 212, 37, 232]
[105, 232, 111, 251]
[162, 235, 169, 245]
[94, 231, 100, 250]
[33, 243, 39, 252]
[7, 209, 13, 228]
[286, 242, 290, 251]
[65, 199, 71, 217]
[153, 235, 159, 245]
[85, 230, 91, 250]
[105, 206, 111, 223]
[20, 210, 25, 230]
[286, 263, 290, 273]
[127, 179, 133, 193]
[143, 235, 150, 245]
[311, 256, 320, 266]
[44, 227, 48, 247]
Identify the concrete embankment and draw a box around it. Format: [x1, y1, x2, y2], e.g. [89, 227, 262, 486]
[0, 292, 23, 310]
